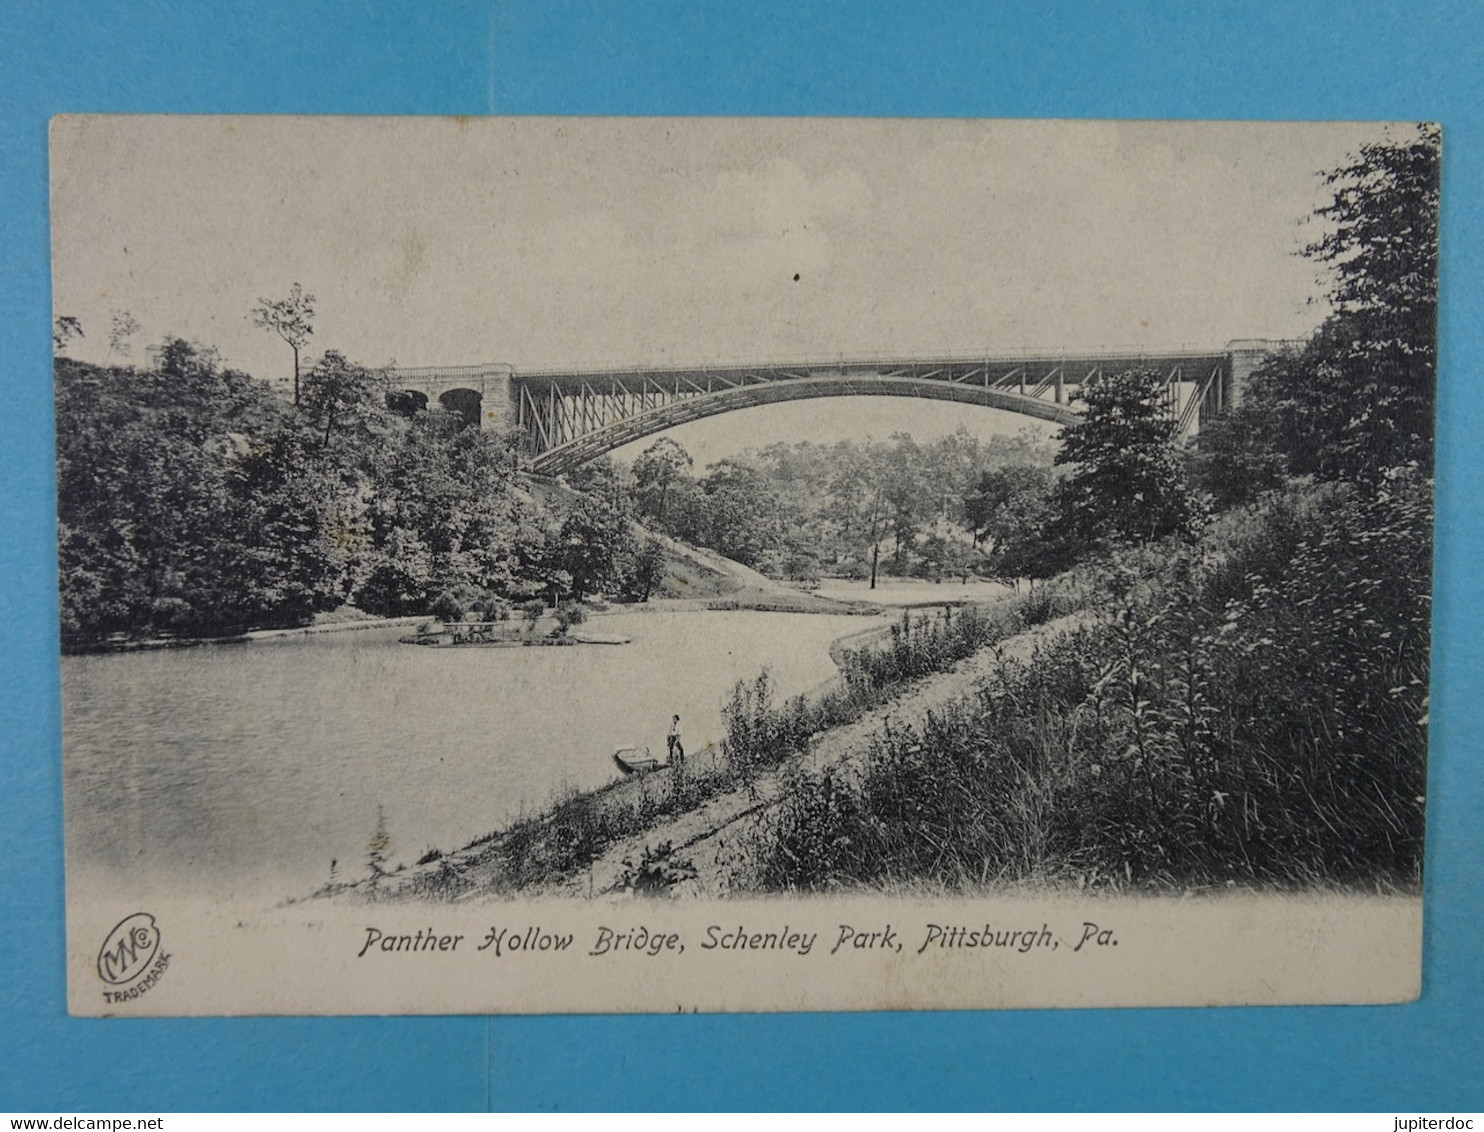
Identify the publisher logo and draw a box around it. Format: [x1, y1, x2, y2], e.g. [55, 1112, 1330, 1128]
[96, 913, 166, 999]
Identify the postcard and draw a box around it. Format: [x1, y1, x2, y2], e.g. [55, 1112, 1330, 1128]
[52, 116, 1434, 1014]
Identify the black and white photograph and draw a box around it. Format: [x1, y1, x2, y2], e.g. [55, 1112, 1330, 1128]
[52, 116, 1436, 1014]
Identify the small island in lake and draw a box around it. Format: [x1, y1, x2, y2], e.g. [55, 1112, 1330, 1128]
[399, 618, 630, 647]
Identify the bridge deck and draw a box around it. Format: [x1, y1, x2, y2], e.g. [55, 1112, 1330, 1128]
[510, 349, 1232, 388]
[381, 345, 1253, 475]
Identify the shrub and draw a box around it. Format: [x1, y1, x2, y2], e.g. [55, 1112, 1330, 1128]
[429, 590, 465, 623]
[520, 598, 545, 631]
[552, 602, 588, 636]
[617, 841, 698, 896]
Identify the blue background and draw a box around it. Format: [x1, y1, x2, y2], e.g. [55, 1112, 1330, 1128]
[2, 0, 1480, 1111]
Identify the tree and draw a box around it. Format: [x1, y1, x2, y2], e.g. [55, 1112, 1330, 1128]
[965, 464, 1052, 548]
[994, 516, 1075, 586]
[698, 459, 784, 567]
[366, 806, 392, 882]
[783, 547, 822, 586]
[356, 409, 534, 615]
[556, 489, 634, 599]
[917, 531, 972, 584]
[1286, 125, 1439, 479]
[53, 315, 83, 352]
[54, 343, 348, 645]
[922, 428, 981, 528]
[521, 598, 546, 632]
[1222, 128, 1439, 486]
[621, 538, 667, 603]
[301, 349, 375, 448]
[631, 437, 694, 526]
[565, 457, 633, 514]
[1054, 367, 1196, 549]
[825, 443, 890, 588]
[551, 601, 588, 637]
[106, 309, 141, 362]
[1187, 400, 1288, 508]
[880, 433, 930, 572]
[252, 283, 316, 404]
[965, 464, 1061, 582]
[55, 332, 579, 644]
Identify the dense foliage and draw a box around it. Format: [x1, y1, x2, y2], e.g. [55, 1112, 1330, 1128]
[1054, 366, 1198, 548]
[1196, 125, 1439, 491]
[55, 342, 642, 648]
[627, 428, 1058, 585]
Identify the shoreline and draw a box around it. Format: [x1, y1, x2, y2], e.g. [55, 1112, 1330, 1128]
[311, 594, 1035, 907]
[63, 614, 431, 655]
[65, 583, 897, 655]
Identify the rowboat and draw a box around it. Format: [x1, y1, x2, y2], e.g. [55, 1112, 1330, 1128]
[613, 745, 670, 775]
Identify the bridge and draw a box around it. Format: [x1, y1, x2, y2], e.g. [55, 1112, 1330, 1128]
[380, 341, 1277, 477]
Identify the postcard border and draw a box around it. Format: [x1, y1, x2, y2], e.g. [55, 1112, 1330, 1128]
[3, 0, 1483, 1112]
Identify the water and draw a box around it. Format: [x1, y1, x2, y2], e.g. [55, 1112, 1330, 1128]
[811, 577, 1013, 606]
[61, 609, 885, 901]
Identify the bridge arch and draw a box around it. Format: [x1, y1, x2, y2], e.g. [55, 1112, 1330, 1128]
[375, 364, 516, 431]
[382, 347, 1251, 473]
[385, 388, 429, 417]
[527, 375, 1081, 476]
[438, 387, 483, 429]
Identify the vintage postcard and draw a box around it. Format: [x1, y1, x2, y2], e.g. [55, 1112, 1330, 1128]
[52, 116, 1435, 1015]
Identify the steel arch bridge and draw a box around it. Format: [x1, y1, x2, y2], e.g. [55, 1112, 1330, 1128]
[382, 344, 1273, 477]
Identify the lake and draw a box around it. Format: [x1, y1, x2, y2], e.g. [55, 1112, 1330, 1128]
[61, 609, 886, 903]
[811, 577, 1014, 606]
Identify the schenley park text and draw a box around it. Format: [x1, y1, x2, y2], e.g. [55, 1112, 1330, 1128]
[355, 921, 1120, 959]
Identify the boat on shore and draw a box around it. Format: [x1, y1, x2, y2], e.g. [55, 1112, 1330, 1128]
[613, 745, 670, 775]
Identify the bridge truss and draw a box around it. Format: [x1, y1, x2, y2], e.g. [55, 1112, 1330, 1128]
[515, 351, 1233, 476]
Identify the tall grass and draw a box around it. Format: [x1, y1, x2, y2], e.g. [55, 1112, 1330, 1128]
[428, 591, 1082, 894]
[735, 474, 1431, 893]
[476, 747, 738, 891]
[721, 594, 1083, 774]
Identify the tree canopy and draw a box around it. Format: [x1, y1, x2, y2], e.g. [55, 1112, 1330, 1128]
[620, 429, 1059, 585]
[252, 283, 317, 405]
[1238, 125, 1440, 483]
[53, 315, 83, 352]
[1053, 367, 1196, 548]
[56, 340, 640, 646]
[631, 437, 694, 526]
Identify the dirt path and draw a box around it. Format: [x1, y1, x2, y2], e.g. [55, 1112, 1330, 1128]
[642, 528, 875, 615]
[642, 528, 788, 594]
[540, 609, 1092, 899]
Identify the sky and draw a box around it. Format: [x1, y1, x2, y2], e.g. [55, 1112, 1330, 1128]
[50, 116, 1396, 463]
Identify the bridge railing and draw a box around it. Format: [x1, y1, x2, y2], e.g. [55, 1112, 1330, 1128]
[503, 344, 1241, 379]
[375, 337, 1307, 385]
[377, 363, 511, 381]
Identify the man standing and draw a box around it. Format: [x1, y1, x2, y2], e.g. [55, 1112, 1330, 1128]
[667, 715, 685, 765]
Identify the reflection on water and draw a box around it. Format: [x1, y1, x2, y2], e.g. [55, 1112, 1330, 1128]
[62, 610, 884, 900]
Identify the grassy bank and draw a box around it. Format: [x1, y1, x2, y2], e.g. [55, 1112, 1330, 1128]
[341, 588, 1082, 900]
[724, 475, 1431, 895]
